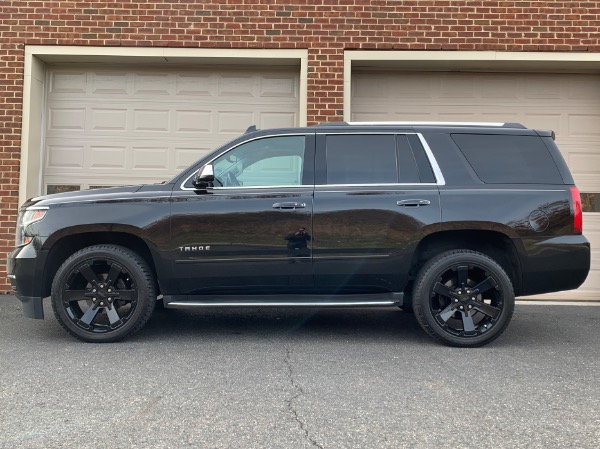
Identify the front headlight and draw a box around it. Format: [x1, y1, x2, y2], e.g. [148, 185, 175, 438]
[16, 207, 48, 246]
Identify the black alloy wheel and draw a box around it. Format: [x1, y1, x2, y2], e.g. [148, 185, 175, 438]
[412, 250, 515, 347]
[51, 245, 156, 342]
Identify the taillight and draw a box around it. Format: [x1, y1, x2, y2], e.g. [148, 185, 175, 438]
[570, 187, 582, 234]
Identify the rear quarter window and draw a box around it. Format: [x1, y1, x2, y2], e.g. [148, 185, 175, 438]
[451, 134, 564, 184]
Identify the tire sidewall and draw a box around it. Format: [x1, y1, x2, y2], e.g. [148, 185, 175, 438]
[413, 250, 515, 347]
[51, 245, 156, 343]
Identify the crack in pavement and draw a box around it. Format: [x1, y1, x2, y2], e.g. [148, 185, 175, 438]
[284, 346, 324, 449]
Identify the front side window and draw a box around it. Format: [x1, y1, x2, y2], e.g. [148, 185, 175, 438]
[212, 136, 306, 187]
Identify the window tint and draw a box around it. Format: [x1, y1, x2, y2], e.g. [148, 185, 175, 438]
[326, 135, 398, 184]
[406, 134, 436, 183]
[396, 135, 421, 183]
[451, 134, 564, 184]
[212, 136, 305, 187]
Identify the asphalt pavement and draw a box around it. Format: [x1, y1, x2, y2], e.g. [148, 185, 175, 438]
[1, 294, 599, 449]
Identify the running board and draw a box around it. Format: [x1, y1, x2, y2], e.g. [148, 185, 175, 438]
[163, 293, 403, 309]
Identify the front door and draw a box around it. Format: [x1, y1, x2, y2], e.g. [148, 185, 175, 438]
[169, 134, 315, 295]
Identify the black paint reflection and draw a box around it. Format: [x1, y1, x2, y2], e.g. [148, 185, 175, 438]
[285, 227, 312, 258]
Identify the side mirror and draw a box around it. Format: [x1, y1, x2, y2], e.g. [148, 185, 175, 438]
[193, 164, 215, 189]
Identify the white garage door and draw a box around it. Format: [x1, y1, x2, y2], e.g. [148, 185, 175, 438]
[44, 64, 300, 192]
[352, 71, 600, 298]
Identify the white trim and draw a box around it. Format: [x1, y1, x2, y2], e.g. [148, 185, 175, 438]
[19, 53, 45, 208]
[19, 46, 309, 207]
[417, 134, 446, 186]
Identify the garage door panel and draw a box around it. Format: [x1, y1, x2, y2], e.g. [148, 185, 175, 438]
[352, 70, 600, 299]
[568, 114, 600, 137]
[46, 145, 84, 170]
[91, 72, 129, 95]
[523, 77, 563, 99]
[89, 146, 127, 169]
[260, 75, 298, 98]
[569, 152, 600, 173]
[217, 111, 255, 133]
[522, 114, 562, 132]
[175, 146, 208, 171]
[258, 111, 297, 129]
[91, 109, 128, 131]
[481, 77, 519, 99]
[132, 147, 169, 170]
[134, 73, 171, 95]
[50, 71, 87, 94]
[133, 109, 170, 132]
[175, 74, 215, 96]
[572, 175, 600, 193]
[175, 110, 212, 133]
[48, 107, 86, 131]
[439, 75, 476, 98]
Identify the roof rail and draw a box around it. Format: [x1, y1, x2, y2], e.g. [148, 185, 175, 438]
[313, 121, 526, 129]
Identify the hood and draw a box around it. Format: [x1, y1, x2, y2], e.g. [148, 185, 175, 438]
[23, 185, 146, 208]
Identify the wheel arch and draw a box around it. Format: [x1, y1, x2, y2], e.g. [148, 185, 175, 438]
[42, 232, 159, 298]
[408, 230, 522, 296]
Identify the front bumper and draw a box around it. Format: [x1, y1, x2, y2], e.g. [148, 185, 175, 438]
[7, 243, 48, 319]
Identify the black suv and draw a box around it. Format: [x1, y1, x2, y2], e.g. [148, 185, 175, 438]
[7, 122, 591, 346]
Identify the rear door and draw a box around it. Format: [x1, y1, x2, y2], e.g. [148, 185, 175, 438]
[312, 132, 442, 292]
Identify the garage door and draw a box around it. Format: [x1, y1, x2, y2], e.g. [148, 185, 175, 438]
[44, 64, 300, 192]
[352, 71, 600, 298]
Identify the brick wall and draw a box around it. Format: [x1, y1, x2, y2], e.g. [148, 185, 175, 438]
[1, 0, 600, 291]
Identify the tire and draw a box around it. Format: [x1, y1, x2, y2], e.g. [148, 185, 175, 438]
[412, 250, 515, 347]
[51, 245, 156, 343]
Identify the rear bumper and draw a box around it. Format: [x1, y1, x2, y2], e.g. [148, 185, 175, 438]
[519, 235, 591, 296]
[7, 244, 47, 319]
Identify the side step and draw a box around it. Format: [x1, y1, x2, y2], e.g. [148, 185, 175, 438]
[163, 293, 403, 309]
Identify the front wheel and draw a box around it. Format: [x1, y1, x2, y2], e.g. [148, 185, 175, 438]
[51, 245, 156, 342]
[412, 250, 515, 347]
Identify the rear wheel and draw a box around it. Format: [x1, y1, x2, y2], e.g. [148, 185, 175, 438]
[412, 250, 514, 347]
[51, 245, 156, 342]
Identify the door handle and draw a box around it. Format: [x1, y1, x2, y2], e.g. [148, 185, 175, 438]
[397, 199, 431, 207]
[272, 202, 307, 210]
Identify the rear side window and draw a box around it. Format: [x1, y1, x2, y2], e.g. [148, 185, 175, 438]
[326, 135, 398, 184]
[451, 134, 564, 184]
[324, 134, 429, 185]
